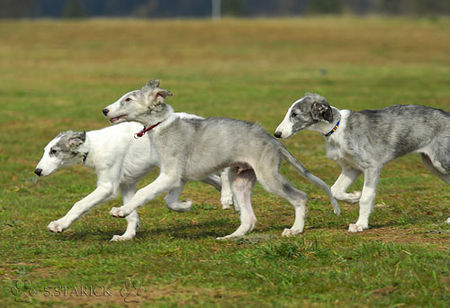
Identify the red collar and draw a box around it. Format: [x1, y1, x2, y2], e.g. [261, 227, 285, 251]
[134, 121, 162, 138]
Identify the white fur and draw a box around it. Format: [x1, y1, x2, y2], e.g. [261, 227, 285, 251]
[275, 98, 305, 138]
[36, 119, 233, 241]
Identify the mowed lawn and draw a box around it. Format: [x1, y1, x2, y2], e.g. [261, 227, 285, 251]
[0, 17, 449, 306]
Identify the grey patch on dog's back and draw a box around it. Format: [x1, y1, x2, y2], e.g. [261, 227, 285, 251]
[356, 105, 448, 159]
[183, 118, 203, 130]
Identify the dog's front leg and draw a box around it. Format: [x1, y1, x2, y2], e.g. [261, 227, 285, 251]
[111, 183, 140, 241]
[219, 168, 235, 210]
[201, 169, 235, 210]
[164, 182, 193, 212]
[110, 173, 178, 218]
[331, 166, 362, 203]
[48, 183, 116, 233]
[349, 167, 381, 232]
[201, 174, 221, 191]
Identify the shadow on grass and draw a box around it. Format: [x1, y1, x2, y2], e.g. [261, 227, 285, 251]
[49, 213, 429, 242]
[55, 218, 237, 241]
[137, 218, 235, 239]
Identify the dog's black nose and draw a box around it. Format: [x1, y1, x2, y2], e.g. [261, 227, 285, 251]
[102, 108, 109, 116]
[34, 168, 42, 176]
[274, 131, 282, 138]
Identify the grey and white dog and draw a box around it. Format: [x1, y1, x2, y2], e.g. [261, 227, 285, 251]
[275, 93, 449, 232]
[35, 119, 233, 241]
[102, 80, 340, 239]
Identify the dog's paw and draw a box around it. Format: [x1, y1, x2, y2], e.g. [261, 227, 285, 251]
[348, 223, 367, 232]
[446, 217, 450, 224]
[333, 191, 361, 204]
[216, 234, 243, 240]
[221, 193, 234, 209]
[222, 203, 232, 210]
[110, 207, 126, 218]
[110, 234, 134, 242]
[167, 200, 192, 212]
[47, 220, 66, 233]
[216, 235, 231, 240]
[347, 191, 362, 203]
[281, 228, 302, 237]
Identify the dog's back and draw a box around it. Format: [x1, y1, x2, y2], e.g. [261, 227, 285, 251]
[344, 105, 449, 167]
[186, 117, 282, 159]
[156, 117, 284, 180]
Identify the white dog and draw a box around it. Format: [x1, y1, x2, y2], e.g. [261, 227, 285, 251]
[35, 118, 233, 241]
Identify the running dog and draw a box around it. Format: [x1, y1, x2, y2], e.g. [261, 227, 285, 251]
[102, 80, 340, 239]
[35, 118, 233, 241]
[274, 93, 449, 232]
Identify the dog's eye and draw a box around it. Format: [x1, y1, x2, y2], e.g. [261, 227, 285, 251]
[50, 149, 57, 155]
[125, 98, 132, 102]
[291, 112, 297, 118]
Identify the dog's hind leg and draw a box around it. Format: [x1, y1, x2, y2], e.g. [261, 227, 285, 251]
[331, 165, 362, 203]
[111, 183, 140, 241]
[349, 167, 381, 232]
[255, 167, 308, 237]
[217, 167, 256, 240]
[164, 182, 193, 212]
[421, 153, 450, 184]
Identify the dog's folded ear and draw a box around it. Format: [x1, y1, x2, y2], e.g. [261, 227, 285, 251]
[152, 88, 173, 105]
[67, 131, 86, 148]
[311, 99, 333, 123]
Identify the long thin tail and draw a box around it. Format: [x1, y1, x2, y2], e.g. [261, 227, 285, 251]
[280, 148, 340, 215]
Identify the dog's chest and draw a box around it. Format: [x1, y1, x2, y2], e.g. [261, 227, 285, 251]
[326, 134, 355, 166]
[326, 139, 343, 161]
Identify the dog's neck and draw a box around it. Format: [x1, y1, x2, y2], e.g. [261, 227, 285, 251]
[78, 137, 91, 167]
[308, 107, 343, 136]
[138, 104, 175, 128]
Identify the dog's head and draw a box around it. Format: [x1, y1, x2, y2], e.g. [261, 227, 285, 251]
[102, 79, 173, 125]
[34, 131, 87, 177]
[274, 93, 333, 139]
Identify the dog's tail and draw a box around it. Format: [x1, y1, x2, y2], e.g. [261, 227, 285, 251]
[280, 148, 340, 215]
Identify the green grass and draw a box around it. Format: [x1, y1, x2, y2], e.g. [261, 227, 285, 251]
[0, 17, 449, 306]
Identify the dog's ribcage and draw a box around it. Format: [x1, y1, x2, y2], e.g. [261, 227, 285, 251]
[154, 117, 281, 181]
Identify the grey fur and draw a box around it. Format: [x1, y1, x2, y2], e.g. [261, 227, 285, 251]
[50, 130, 88, 159]
[103, 81, 340, 239]
[275, 93, 450, 232]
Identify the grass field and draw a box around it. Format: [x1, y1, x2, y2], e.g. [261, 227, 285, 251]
[0, 17, 449, 306]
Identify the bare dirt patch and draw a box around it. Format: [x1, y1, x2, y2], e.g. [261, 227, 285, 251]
[355, 226, 450, 247]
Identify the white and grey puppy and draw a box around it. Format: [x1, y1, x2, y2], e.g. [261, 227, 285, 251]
[35, 119, 234, 241]
[102, 80, 340, 240]
[275, 93, 449, 232]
